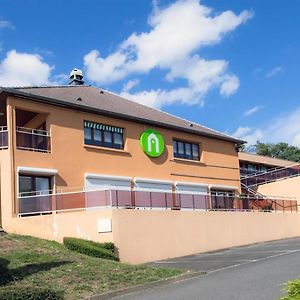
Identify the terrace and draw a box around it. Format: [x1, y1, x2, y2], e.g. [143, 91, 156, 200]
[17, 188, 298, 216]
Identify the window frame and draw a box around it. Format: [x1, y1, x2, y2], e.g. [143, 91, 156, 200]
[173, 139, 200, 161]
[84, 121, 124, 150]
[19, 174, 52, 197]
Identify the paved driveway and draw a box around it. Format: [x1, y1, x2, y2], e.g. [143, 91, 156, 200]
[150, 237, 300, 273]
[113, 237, 300, 300]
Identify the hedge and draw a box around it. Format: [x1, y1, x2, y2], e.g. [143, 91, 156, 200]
[281, 279, 300, 300]
[63, 237, 119, 261]
[87, 241, 115, 253]
[0, 287, 63, 300]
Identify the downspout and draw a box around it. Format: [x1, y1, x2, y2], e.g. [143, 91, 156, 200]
[7, 99, 17, 216]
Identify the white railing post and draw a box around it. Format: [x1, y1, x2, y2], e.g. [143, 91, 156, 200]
[109, 189, 112, 208]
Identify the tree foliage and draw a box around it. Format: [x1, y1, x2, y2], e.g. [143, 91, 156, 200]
[255, 142, 300, 162]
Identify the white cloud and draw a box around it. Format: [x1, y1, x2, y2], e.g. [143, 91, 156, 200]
[243, 105, 264, 116]
[123, 79, 140, 92]
[232, 126, 263, 144]
[0, 19, 14, 30]
[84, 0, 253, 108]
[220, 75, 240, 96]
[0, 50, 53, 86]
[266, 66, 283, 78]
[232, 126, 252, 137]
[84, 50, 128, 85]
[232, 107, 300, 147]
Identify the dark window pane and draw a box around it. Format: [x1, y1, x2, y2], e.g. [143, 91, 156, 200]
[35, 177, 50, 195]
[19, 176, 33, 196]
[185, 143, 192, 159]
[84, 127, 92, 145]
[192, 144, 199, 160]
[94, 129, 102, 146]
[178, 142, 184, 158]
[113, 133, 123, 149]
[173, 140, 177, 157]
[103, 131, 113, 147]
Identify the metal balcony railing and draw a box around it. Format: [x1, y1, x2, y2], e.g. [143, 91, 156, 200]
[17, 188, 298, 216]
[16, 127, 51, 153]
[0, 126, 8, 149]
[241, 163, 300, 187]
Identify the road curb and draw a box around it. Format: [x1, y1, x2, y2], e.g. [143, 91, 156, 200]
[86, 270, 206, 300]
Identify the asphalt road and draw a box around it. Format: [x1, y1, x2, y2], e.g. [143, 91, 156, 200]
[113, 238, 300, 300]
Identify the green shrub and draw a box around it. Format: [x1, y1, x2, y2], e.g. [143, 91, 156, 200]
[281, 279, 300, 300]
[63, 237, 119, 261]
[88, 241, 115, 253]
[0, 286, 63, 300]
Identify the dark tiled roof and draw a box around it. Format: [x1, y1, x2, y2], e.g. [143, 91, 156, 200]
[1, 85, 243, 144]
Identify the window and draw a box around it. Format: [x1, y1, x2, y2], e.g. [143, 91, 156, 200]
[173, 140, 200, 161]
[211, 190, 234, 209]
[19, 175, 51, 197]
[84, 121, 124, 150]
[247, 164, 257, 172]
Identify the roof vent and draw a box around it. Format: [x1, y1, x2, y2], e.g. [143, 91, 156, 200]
[69, 68, 84, 86]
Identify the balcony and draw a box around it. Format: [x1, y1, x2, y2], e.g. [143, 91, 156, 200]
[0, 126, 8, 149]
[17, 189, 298, 216]
[16, 127, 51, 153]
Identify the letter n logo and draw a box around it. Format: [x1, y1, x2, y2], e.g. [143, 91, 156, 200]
[140, 129, 165, 157]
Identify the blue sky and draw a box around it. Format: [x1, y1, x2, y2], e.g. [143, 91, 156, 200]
[1, 0, 300, 147]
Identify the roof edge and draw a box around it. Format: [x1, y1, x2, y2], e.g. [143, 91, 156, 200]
[0, 87, 245, 145]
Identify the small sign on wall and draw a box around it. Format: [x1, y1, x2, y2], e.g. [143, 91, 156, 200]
[140, 129, 165, 158]
[97, 218, 112, 233]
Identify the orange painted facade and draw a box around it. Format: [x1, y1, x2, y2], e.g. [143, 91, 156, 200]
[0, 93, 241, 226]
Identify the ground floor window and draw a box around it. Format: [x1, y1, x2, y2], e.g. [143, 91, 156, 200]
[211, 190, 234, 209]
[19, 175, 51, 197]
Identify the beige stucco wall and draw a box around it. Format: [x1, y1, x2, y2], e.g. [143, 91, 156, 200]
[112, 209, 300, 264]
[258, 176, 300, 202]
[4, 209, 113, 243]
[3, 207, 300, 264]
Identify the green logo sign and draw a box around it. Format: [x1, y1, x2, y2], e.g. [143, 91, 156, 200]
[140, 129, 165, 157]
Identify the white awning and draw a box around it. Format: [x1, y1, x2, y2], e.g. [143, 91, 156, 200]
[175, 181, 208, 195]
[85, 173, 132, 191]
[17, 166, 58, 176]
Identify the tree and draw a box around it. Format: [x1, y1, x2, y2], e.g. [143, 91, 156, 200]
[255, 142, 300, 162]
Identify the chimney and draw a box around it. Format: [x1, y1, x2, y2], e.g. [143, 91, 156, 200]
[69, 68, 84, 85]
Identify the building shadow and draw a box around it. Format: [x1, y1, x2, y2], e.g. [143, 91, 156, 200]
[0, 257, 71, 286]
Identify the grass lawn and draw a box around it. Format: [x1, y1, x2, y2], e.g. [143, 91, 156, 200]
[0, 232, 183, 299]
